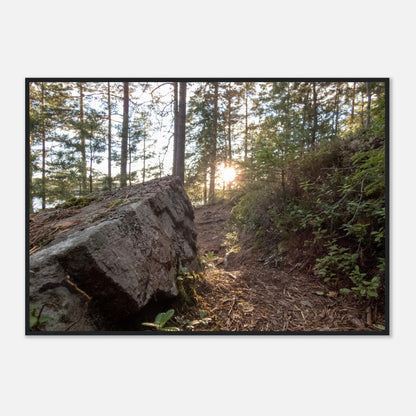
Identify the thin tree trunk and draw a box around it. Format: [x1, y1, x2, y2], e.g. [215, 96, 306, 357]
[334, 84, 340, 137]
[227, 92, 232, 190]
[79, 83, 87, 193]
[89, 131, 93, 193]
[351, 81, 356, 122]
[361, 89, 365, 127]
[107, 82, 112, 189]
[41, 82, 46, 209]
[227, 90, 232, 164]
[366, 82, 372, 127]
[129, 133, 132, 186]
[120, 82, 129, 187]
[29, 91, 33, 213]
[176, 82, 186, 184]
[172, 82, 179, 177]
[203, 165, 207, 205]
[244, 85, 248, 161]
[302, 86, 309, 153]
[29, 137, 33, 213]
[142, 134, 146, 183]
[209, 83, 219, 202]
[311, 82, 317, 150]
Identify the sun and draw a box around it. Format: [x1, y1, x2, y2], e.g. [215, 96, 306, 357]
[217, 163, 238, 187]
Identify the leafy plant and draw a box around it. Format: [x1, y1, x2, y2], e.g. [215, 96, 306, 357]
[350, 268, 380, 297]
[29, 302, 56, 331]
[176, 267, 201, 305]
[142, 309, 180, 331]
[315, 241, 359, 282]
[175, 310, 212, 330]
[176, 267, 201, 282]
[200, 251, 219, 269]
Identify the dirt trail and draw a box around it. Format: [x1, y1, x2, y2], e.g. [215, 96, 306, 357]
[193, 203, 381, 332]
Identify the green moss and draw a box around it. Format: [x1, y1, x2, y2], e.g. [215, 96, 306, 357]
[106, 199, 125, 209]
[176, 269, 202, 306]
[62, 196, 94, 209]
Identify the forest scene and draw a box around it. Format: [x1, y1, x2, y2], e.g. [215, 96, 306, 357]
[27, 79, 387, 333]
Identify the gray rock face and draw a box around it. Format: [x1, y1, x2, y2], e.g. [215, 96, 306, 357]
[29, 177, 199, 332]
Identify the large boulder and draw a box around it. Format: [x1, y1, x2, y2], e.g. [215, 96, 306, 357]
[29, 177, 199, 332]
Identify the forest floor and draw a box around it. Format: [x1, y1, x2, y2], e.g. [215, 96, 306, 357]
[188, 202, 384, 332]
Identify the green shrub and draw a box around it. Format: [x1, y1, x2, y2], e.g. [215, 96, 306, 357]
[230, 135, 385, 299]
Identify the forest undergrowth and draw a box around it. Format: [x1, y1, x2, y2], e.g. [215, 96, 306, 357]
[171, 199, 385, 332]
[172, 125, 386, 332]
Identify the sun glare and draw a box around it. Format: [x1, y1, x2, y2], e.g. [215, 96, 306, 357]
[217, 163, 238, 187]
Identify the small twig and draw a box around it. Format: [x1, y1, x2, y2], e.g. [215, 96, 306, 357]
[225, 271, 237, 279]
[228, 297, 236, 315]
[36, 302, 58, 323]
[65, 276, 92, 301]
[64, 276, 92, 331]
[150, 82, 173, 97]
[29, 246, 40, 255]
[347, 176, 366, 226]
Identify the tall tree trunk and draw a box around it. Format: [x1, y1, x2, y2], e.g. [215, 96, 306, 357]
[227, 88, 232, 164]
[311, 82, 318, 149]
[120, 82, 129, 187]
[227, 90, 233, 191]
[176, 82, 186, 184]
[334, 84, 340, 137]
[79, 83, 87, 193]
[41, 82, 46, 209]
[89, 131, 93, 193]
[29, 113, 33, 213]
[351, 81, 356, 122]
[302, 86, 309, 154]
[361, 88, 365, 127]
[107, 82, 112, 190]
[29, 89, 34, 213]
[209, 83, 219, 202]
[142, 134, 146, 183]
[366, 82, 372, 127]
[203, 164, 208, 205]
[244, 84, 249, 161]
[172, 82, 179, 177]
[128, 133, 132, 186]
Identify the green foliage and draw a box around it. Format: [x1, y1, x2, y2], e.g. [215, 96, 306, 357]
[174, 310, 212, 330]
[176, 268, 201, 305]
[142, 309, 180, 331]
[29, 303, 55, 331]
[176, 267, 200, 281]
[106, 199, 125, 209]
[232, 126, 386, 299]
[349, 268, 380, 298]
[200, 251, 219, 269]
[315, 242, 380, 297]
[316, 241, 359, 282]
[61, 195, 94, 209]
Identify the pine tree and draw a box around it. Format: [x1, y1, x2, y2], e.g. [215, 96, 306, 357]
[208, 82, 219, 203]
[120, 82, 129, 187]
[175, 82, 187, 184]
